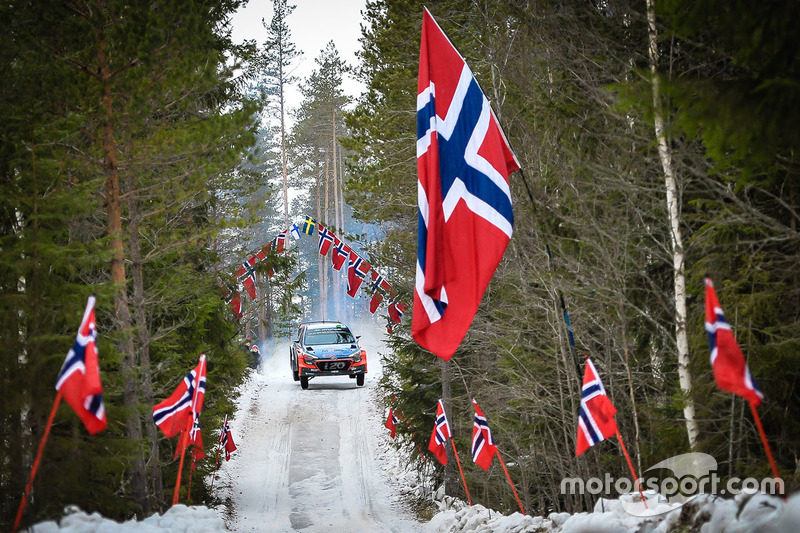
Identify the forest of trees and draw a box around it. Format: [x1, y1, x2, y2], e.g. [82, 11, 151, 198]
[350, 0, 800, 517]
[1, 0, 798, 529]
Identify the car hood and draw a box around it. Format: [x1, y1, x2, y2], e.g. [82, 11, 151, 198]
[304, 343, 359, 358]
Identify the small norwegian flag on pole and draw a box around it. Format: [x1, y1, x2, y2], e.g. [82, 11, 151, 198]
[576, 357, 647, 508]
[428, 399, 450, 465]
[385, 408, 398, 439]
[427, 399, 472, 505]
[705, 277, 764, 405]
[705, 277, 779, 484]
[471, 399, 496, 470]
[576, 358, 618, 456]
[14, 296, 107, 532]
[472, 399, 525, 515]
[210, 414, 237, 497]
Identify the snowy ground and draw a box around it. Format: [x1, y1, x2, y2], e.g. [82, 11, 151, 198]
[27, 320, 800, 532]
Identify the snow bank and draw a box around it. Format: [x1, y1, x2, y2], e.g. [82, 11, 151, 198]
[421, 490, 800, 533]
[28, 504, 226, 533]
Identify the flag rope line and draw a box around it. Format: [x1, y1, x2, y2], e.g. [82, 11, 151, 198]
[749, 401, 781, 491]
[615, 430, 647, 509]
[449, 439, 472, 506]
[12, 390, 63, 533]
[495, 448, 525, 515]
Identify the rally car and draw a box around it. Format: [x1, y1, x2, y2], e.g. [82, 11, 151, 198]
[289, 321, 367, 389]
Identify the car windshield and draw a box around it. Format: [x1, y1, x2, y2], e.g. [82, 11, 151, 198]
[305, 329, 356, 345]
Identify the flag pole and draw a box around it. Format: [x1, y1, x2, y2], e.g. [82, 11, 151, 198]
[615, 430, 647, 509]
[749, 401, 781, 487]
[173, 424, 191, 505]
[209, 415, 226, 497]
[495, 449, 525, 515]
[173, 354, 205, 505]
[187, 449, 195, 502]
[449, 439, 472, 506]
[13, 390, 63, 533]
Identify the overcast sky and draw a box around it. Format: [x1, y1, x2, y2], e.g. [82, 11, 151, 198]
[229, 0, 368, 113]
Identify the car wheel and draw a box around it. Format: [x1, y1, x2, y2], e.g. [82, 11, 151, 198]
[356, 374, 365, 387]
[300, 376, 309, 390]
[292, 368, 299, 382]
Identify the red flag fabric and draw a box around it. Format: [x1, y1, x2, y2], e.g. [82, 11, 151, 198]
[236, 256, 258, 300]
[347, 250, 371, 297]
[471, 399, 496, 470]
[385, 408, 398, 439]
[273, 231, 287, 254]
[388, 301, 406, 324]
[331, 237, 349, 271]
[705, 277, 763, 406]
[55, 296, 107, 435]
[412, 8, 520, 361]
[225, 288, 242, 319]
[576, 358, 618, 456]
[219, 416, 237, 461]
[153, 355, 207, 439]
[318, 224, 335, 256]
[428, 399, 450, 465]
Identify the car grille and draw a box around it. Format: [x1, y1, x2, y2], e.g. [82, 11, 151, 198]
[316, 360, 352, 372]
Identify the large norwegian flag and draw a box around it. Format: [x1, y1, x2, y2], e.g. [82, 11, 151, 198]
[153, 355, 207, 439]
[318, 224, 335, 256]
[347, 250, 371, 297]
[55, 295, 107, 435]
[705, 277, 763, 406]
[413, 8, 520, 361]
[576, 358, 618, 456]
[471, 399, 496, 470]
[428, 399, 451, 465]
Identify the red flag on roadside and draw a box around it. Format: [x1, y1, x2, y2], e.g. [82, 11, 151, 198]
[412, 8, 520, 361]
[55, 295, 107, 435]
[705, 277, 763, 406]
[471, 399, 496, 470]
[385, 408, 398, 439]
[428, 399, 450, 465]
[576, 358, 618, 456]
[153, 355, 207, 439]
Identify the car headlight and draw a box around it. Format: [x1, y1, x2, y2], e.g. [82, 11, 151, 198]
[303, 352, 318, 363]
[351, 349, 366, 362]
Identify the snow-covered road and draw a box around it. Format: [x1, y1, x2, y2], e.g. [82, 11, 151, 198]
[215, 325, 423, 533]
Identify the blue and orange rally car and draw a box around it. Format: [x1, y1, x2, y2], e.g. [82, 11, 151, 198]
[289, 321, 367, 390]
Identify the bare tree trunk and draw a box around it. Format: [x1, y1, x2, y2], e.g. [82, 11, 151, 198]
[126, 175, 162, 510]
[96, 28, 148, 510]
[646, 0, 698, 449]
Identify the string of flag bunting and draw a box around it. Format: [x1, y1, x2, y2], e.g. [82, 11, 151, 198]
[223, 215, 407, 330]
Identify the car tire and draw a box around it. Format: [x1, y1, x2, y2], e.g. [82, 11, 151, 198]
[300, 376, 309, 390]
[292, 368, 299, 382]
[356, 374, 365, 387]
